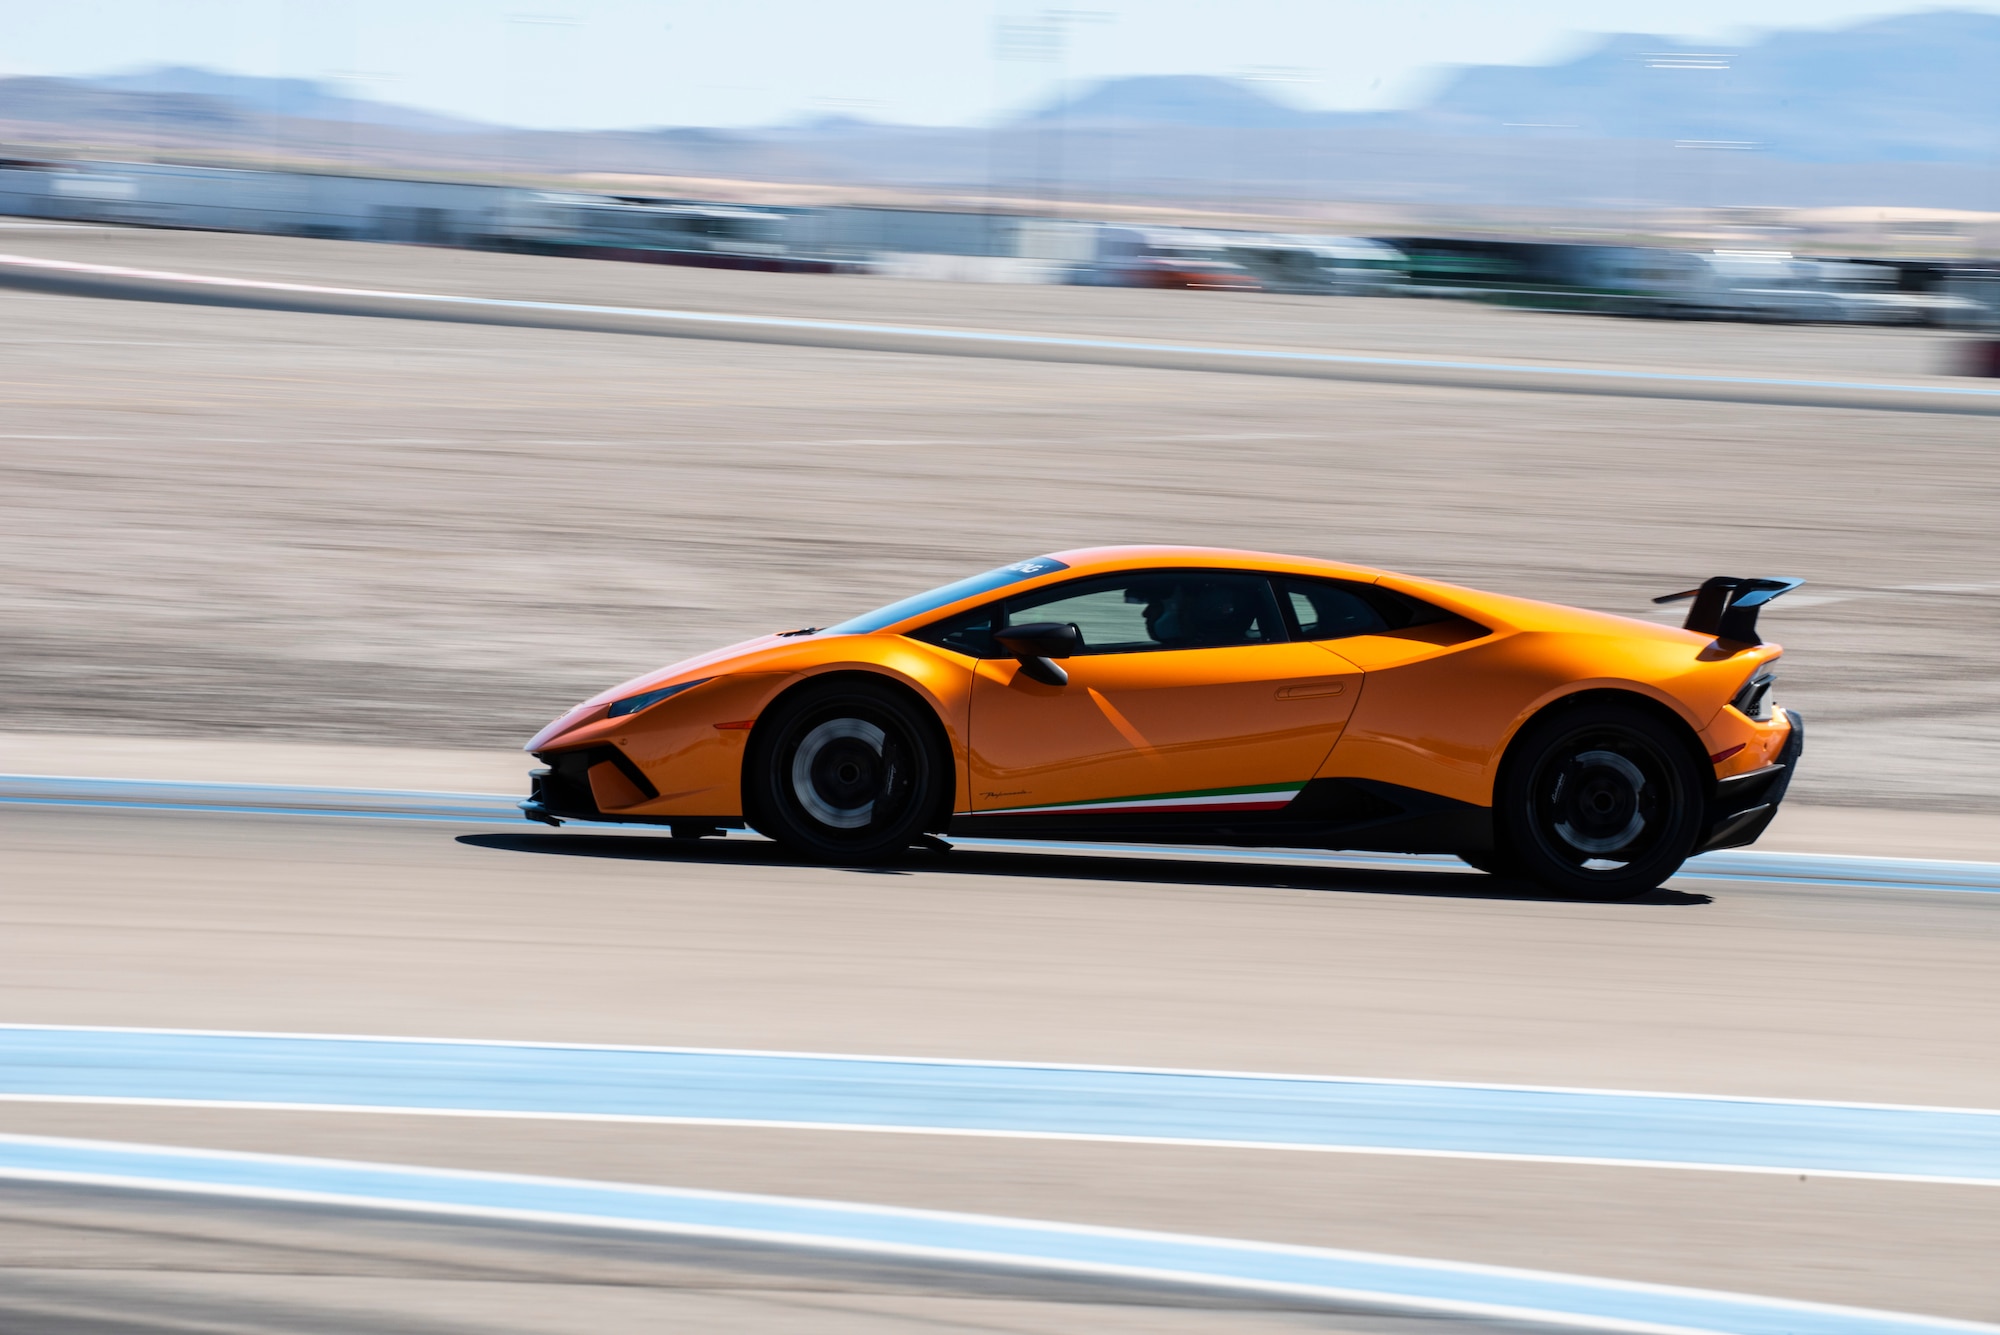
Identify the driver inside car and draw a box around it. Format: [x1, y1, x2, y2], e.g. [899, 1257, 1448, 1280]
[1131, 579, 1256, 649]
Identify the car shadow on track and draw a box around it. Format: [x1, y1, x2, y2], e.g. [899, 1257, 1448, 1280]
[455, 832, 1711, 906]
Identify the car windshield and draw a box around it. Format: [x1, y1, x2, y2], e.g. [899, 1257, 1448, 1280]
[821, 556, 1071, 635]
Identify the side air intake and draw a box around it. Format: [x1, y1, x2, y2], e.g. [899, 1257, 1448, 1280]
[1652, 576, 1804, 646]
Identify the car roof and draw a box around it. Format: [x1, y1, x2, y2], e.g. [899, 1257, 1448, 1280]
[864, 546, 1705, 648]
[858, 546, 1394, 636]
[1044, 546, 1389, 582]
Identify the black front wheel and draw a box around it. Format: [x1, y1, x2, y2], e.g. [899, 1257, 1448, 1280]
[1493, 702, 1704, 900]
[746, 680, 946, 863]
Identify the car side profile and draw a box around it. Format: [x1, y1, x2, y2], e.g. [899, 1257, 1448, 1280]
[522, 547, 1802, 898]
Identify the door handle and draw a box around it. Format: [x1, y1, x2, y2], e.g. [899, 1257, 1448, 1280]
[1275, 681, 1346, 699]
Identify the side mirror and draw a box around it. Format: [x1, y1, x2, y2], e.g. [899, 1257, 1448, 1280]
[993, 621, 1079, 686]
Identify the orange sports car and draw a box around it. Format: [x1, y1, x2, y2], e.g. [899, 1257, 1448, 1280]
[522, 547, 1802, 897]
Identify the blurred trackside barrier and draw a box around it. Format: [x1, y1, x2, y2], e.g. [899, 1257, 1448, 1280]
[6, 252, 2000, 417]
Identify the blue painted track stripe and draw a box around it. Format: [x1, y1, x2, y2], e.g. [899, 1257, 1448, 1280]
[3, 1027, 1997, 1184]
[6, 774, 1998, 895]
[4, 1136, 1991, 1335]
[5, 252, 1999, 403]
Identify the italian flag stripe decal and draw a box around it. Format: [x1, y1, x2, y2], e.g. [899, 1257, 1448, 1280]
[989, 781, 1303, 817]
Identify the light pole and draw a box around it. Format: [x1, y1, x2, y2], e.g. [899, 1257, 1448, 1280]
[506, 12, 584, 183]
[1239, 67, 1315, 211]
[994, 8, 1111, 215]
[1641, 50, 1732, 223]
[327, 70, 392, 172]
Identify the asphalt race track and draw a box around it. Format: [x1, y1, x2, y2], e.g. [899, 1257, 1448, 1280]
[3, 802, 1998, 1333]
[0, 1178, 1583, 1335]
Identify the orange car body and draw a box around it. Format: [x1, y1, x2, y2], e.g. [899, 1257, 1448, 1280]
[523, 546, 1799, 855]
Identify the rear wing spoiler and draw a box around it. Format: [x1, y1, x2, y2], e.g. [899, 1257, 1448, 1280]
[1653, 576, 1804, 646]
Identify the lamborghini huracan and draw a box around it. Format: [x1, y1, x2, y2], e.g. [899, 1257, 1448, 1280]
[522, 547, 1802, 897]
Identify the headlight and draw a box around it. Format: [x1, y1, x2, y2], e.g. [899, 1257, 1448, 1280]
[606, 677, 712, 718]
[1731, 669, 1777, 722]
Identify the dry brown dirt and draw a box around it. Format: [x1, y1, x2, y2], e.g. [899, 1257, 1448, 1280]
[2, 225, 1996, 809]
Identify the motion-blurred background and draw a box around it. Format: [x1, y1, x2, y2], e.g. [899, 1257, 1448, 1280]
[5, 1, 2000, 812]
[8, 4, 2000, 296]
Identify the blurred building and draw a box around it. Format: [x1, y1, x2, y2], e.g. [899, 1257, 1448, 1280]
[0, 159, 504, 243]
[2, 156, 1990, 327]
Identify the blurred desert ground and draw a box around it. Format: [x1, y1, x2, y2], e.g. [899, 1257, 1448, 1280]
[2, 224, 1997, 818]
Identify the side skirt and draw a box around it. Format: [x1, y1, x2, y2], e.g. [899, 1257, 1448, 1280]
[949, 779, 1493, 855]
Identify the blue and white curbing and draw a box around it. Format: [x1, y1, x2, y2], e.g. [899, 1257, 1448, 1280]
[3, 1026, 1999, 1186]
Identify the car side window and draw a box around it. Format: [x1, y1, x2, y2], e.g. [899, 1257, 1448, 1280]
[1006, 579, 1157, 652]
[914, 602, 1002, 657]
[1273, 577, 1390, 641]
[911, 571, 1288, 657]
[1014, 571, 1286, 654]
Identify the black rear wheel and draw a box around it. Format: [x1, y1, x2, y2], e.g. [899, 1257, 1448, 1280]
[746, 680, 946, 863]
[1494, 701, 1703, 900]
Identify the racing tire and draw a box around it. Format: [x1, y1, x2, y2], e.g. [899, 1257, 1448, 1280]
[1493, 701, 1704, 900]
[745, 679, 947, 864]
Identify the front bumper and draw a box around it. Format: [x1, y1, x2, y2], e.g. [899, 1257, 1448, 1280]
[518, 770, 563, 826]
[520, 746, 743, 833]
[519, 745, 653, 826]
[1698, 708, 1803, 853]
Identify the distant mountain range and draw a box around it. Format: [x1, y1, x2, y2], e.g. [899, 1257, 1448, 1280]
[3, 11, 1999, 210]
[84, 65, 495, 135]
[1026, 75, 1365, 131]
[1023, 10, 2000, 162]
[18, 9, 2000, 162]
[1418, 9, 2000, 162]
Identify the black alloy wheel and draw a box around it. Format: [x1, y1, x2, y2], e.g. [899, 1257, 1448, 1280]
[1492, 701, 1704, 899]
[746, 679, 946, 863]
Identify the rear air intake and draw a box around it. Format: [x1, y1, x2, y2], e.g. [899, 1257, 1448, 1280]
[1730, 669, 1778, 722]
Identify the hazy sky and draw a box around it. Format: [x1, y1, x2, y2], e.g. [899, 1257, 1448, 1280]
[3, 1, 1991, 128]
